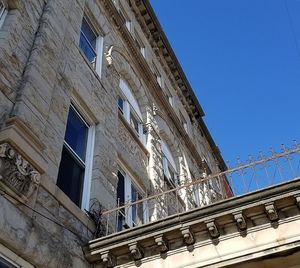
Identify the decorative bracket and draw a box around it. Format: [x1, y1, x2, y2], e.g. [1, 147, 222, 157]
[128, 242, 143, 261]
[0, 143, 40, 201]
[233, 212, 247, 231]
[294, 194, 300, 209]
[100, 251, 116, 268]
[206, 220, 219, 239]
[180, 226, 195, 245]
[154, 234, 168, 253]
[265, 202, 279, 222]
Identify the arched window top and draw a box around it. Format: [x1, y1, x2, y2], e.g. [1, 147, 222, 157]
[119, 79, 142, 120]
[161, 140, 177, 172]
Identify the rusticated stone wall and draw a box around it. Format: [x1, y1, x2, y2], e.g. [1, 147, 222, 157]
[0, 0, 225, 267]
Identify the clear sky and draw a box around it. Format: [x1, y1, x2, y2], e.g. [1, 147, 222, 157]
[150, 0, 300, 166]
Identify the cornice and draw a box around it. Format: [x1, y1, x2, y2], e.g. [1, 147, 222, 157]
[83, 179, 300, 266]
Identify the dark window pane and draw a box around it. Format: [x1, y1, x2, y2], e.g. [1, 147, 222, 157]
[117, 171, 125, 231]
[57, 146, 85, 206]
[80, 18, 97, 64]
[64, 106, 88, 161]
[130, 112, 139, 134]
[118, 97, 124, 113]
[0, 257, 17, 268]
[81, 18, 96, 48]
[131, 185, 137, 224]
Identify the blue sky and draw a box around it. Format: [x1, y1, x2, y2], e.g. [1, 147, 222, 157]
[150, 0, 300, 166]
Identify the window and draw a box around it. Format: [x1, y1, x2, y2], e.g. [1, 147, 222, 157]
[180, 111, 188, 133]
[119, 6, 131, 32]
[153, 64, 162, 87]
[79, 16, 104, 76]
[117, 169, 145, 230]
[0, 1, 8, 29]
[135, 31, 145, 57]
[161, 140, 178, 186]
[118, 79, 145, 141]
[0, 256, 18, 268]
[164, 86, 174, 107]
[57, 105, 95, 209]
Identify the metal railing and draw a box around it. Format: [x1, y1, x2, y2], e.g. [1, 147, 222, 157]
[89, 141, 300, 237]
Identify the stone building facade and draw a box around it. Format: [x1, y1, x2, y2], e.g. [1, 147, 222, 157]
[0, 0, 229, 267]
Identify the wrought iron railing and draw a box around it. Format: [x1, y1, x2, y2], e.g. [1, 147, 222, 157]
[89, 141, 300, 237]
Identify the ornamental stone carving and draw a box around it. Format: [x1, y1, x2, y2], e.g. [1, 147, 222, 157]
[154, 234, 168, 253]
[206, 220, 220, 239]
[233, 212, 247, 231]
[0, 143, 40, 200]
[180, 226, 195, 245]
[128, 242, 144, 261]
[100, 251, 116, 268]
[265, 202, 279, 222]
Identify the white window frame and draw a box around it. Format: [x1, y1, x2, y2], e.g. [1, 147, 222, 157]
[117, 167, 147, 228]
[80, 16, 104, 77]
[119, 80, 145, 143]
[0, 243, 34, 268]
[0, 1, 8, 29]
[58, 103, 95, 210]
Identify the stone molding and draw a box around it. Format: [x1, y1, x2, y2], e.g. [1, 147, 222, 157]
[0, 142, 40, 201]
[83, 179, 300, 267]
[0, 117, 47, 173]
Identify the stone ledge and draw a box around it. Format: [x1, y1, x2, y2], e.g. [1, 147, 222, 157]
[0, 117, 48, 173]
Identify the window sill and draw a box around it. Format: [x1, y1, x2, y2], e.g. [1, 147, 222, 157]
[118, 110, 149, 157]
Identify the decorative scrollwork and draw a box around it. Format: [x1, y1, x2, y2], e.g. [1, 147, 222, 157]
[0, 143, 40, 199]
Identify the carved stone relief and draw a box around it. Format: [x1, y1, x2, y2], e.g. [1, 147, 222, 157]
[0, 143, 40, 200]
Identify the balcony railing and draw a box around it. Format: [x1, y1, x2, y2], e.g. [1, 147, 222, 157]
[88, 141, 300, 238]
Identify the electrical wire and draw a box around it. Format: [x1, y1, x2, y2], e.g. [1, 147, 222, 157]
[0, 188, 90, 242]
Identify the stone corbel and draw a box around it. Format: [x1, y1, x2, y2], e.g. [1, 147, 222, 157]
[0, 143, 40, 201]
[128, 242, 144, 261]
[154, 234, 168, 253]
[100, 251, 116, 268]
[206, 220, 219, 239]
[233, 212, 247, 231]
[180, 226, 195, 245]
[294, 194, 300, 208]
[265, 202, 279, 222]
